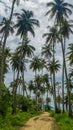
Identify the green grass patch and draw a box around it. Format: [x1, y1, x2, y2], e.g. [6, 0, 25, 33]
[0, 110, 41, 130]
[50, 111, 73, 130]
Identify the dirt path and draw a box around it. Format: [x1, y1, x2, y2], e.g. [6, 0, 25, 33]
[20, 112, 58, 130]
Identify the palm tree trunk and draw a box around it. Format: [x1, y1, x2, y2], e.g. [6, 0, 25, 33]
[61, 36, 71, 116]
[12, 69, 19, 114]
[62, 37, 65, 113]
[9, 0, 16, 21]
[53, 42, 57, 113]
[12, 86, 17, 114]
[0, 33, 8, 87]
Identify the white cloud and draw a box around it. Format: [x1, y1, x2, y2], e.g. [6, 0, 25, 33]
[0, 0, 73, 86]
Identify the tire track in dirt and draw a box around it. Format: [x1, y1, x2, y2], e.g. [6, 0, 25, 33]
[20, 112, 58, 130]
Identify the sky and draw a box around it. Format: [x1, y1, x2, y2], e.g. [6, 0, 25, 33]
[0, 0, 73, 86]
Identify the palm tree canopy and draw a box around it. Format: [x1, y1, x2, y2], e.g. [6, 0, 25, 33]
[48, 60, 61, 74]
[30, 56, 42, 72]
[43, 26, 59, 45]
[17, 40, 35, 58]
[60, 19, 73, 39]
[42, 44, 52, 59]
[10, 51, 27, 72]
[0, 17, 14, 36]
[14, 9, 39, 38]
[46, 0, 73, 24]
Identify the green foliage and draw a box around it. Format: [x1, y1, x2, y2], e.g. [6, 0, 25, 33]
[0, 84, 12, 116]
[50, 111, 73, 130]
[17, 95, 34, 111]
[0, 111, 41, 130]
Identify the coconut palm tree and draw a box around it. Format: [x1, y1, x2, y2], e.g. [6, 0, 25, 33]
[16, 37, 35, 97]
[46, 0, 73, 116]
[48, 60, 61, 112]
[14, 9, 39, 38]
[14, 10, 39, 99]
[16, 38, 35, 58]
[34, 75, 42, 103]
[60, 19, 73, 112]
[46, 0, 73, 24]
[42, 44, 52, 60]
[30, 56, 41, 77]
[0, 0, 30, 88]
[28, 80, 34, 98]
[0, 18, 14, 86]
[43, 74, 51, 105]
[0, 0, 21, 87]
[43, 26, 60, 112]
[42, 44, 53, 87]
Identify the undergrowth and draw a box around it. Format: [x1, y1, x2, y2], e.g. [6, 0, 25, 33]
[0, 110, 41, 130]
[50, 111, 73, 130]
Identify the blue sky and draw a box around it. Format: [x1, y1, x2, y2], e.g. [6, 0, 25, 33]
[0, 0, 73, 86]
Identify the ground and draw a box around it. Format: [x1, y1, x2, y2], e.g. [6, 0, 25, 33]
[20, 112, 58, 130]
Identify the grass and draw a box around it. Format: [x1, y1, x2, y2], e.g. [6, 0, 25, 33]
[0, 110, 41, 130]
[50, 111, 73, 130]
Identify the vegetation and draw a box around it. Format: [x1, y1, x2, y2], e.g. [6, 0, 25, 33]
[50, 111, 73, 130]
[0, 110, 41, 130]
[0, 0, 73, 129]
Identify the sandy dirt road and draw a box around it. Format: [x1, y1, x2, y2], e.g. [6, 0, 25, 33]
[20, 112, 58, 130]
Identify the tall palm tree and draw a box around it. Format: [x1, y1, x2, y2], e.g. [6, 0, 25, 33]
[42, 44, 52, 59]
[0, 0, 27, 88]
[14, 9, 39, 37]
[34, 75, 42, 101]
[48, 59, 61, 112]
[0, 18, 14, 86]
[43, 74, 50, 105]
[43, 26, 60, 112]
[16, 37, 35, 96]
[30, 56, 41, 77]
[60, 19, 73, 112]
[46, 0, 73, 24]
[28, 80, 34, 98]
[42, 44, 52, 87]
[14, 10, 39, 98]
[48, 60, 61, 74]
[16, 38, 35, 58]
[46, 0, 73, 116]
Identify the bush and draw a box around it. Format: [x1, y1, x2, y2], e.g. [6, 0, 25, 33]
[0, 84, 12, 116]
[17, 95, 34, 112]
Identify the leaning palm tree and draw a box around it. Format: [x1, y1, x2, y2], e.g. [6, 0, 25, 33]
[0, 0, 28, 88]
[10, 0, 26, 21]
[0, 18, 14, 86]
